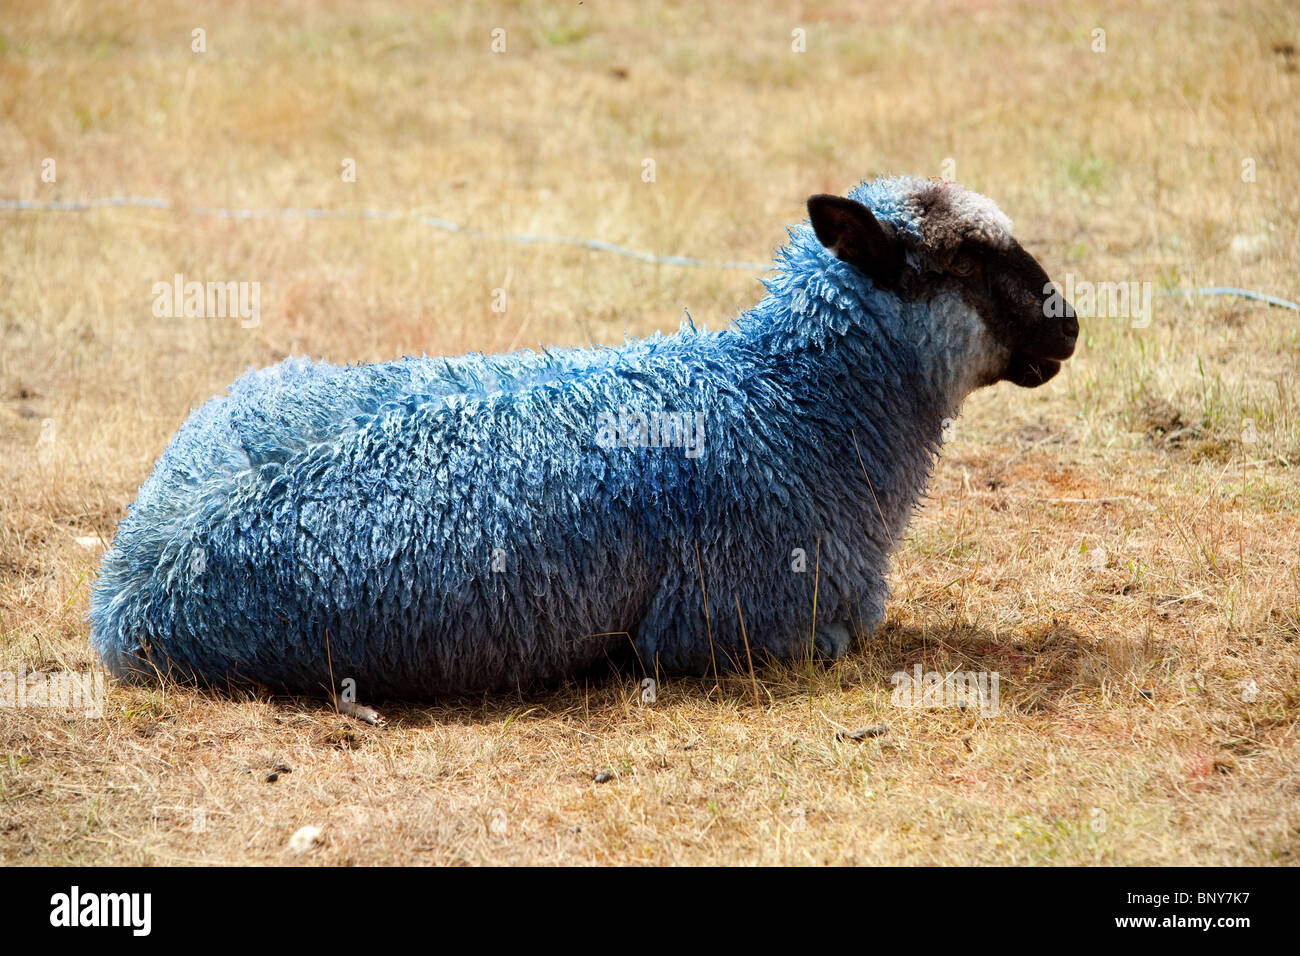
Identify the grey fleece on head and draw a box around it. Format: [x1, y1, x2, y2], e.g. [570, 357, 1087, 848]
[850, 176, 1014, 250]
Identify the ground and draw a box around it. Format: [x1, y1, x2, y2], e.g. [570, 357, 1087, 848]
[1, 0, 1298, 865]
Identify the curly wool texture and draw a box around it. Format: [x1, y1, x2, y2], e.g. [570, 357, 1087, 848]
[90, 178, 989, 697]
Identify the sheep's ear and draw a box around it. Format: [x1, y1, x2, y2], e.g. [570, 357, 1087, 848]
[807, 195, 903, 286]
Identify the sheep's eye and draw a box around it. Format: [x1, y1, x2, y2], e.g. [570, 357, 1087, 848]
[951, 258, 977, 277]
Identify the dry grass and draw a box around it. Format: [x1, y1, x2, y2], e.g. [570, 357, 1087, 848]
[2, 0, 1299, 865]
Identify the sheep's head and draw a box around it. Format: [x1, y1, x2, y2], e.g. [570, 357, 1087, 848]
[806, 177, 1077, 389]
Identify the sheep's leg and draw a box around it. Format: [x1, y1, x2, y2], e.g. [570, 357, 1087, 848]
[637, 586, 849, 672]
[813, 622, 854, 660]
[812, 588, 887, 660]
[635, 561, 887, 673]
[633, 579, 738, 677]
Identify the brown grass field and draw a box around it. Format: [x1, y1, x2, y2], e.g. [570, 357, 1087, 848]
[1, 0, 1298, 865]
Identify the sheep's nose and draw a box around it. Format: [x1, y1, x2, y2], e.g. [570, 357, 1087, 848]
[1061, 310, 1079, 339]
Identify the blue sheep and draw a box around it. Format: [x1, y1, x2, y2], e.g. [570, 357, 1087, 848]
[89, 177, 1078, 698]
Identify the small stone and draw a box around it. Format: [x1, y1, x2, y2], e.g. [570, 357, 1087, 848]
[265, 772, 279, 783]
[1229, 233, 1269, 261]
[288, 825, 323, 853]
[338, 700, 385, 726]
[837, 724, 888, 741]
[593, 771, 614, 784]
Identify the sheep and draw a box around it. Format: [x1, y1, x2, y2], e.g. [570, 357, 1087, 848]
[89, 176, 1078, 699]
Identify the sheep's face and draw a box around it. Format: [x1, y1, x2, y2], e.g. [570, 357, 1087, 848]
[807, 179, 1078, 390]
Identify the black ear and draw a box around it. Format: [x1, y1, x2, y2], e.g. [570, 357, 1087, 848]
[807, 194, 904, 287]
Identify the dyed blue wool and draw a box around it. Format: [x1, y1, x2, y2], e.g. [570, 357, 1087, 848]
[89, 177, 1076, 697]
